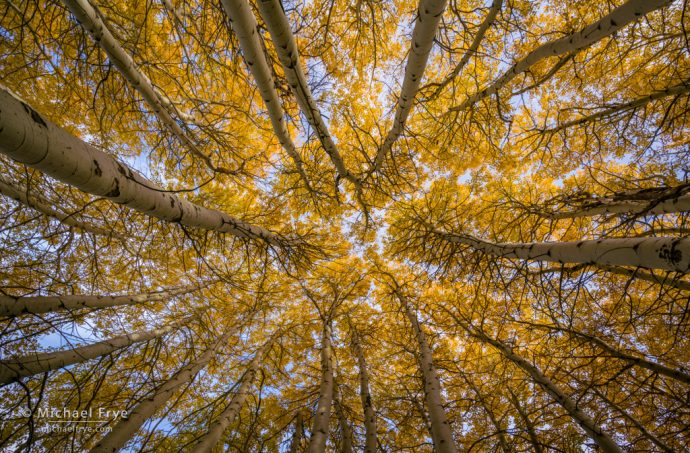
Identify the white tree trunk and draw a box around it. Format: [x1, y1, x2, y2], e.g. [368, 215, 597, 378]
[220, 0, 312, 190]
[596, 265, 690, 292]
[0, 284, 201, 317]
[540, 324, 690, 385]
[507, 389, 544, 453]
[536, 194, 690, 219]
[451, 0, 672, 111]
[429, 0, 502, 98]
[289, 411, 304, 453]
[0, 87, 291, 248]
[592, 387, 674, 453]
[0, 320, 182, 385]
[456, 319, 624, 453]
[255, 0, 359, 187]
[435, 229, 690, 272]
[0, 176, 124, 240]
[548, 78, 690, 133]
[371, 0, 448, 173]
[397, 290, 457, 453]
[352, 327, 377, 453]
[60, 0, 236, 175]
[90, 328, 234, 452]
[193, 340, 270, 452]
[333, 380, 353, 453]
[307, 323, 334, 453]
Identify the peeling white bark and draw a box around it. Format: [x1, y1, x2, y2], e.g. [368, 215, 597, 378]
[0, 87, 290, 247]
[60, 0, 238, 175]
[91, 328, 235, 452]
[397, 290, 457, 453]
[0, 321, 182, 385]
[451, 0, 672, 111]
[371, 0, 449, 173]
[0, 284, 202, 317]
[220, 0, 312, 190]
[435, 229, 690, 272]
[194, 340, 270, 452]
[307, 323, 334, 453]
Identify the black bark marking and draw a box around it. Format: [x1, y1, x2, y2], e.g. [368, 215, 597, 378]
[22, 103, 47, 128]
[93, 160, 102, 177]
[106, 179, 120, 198]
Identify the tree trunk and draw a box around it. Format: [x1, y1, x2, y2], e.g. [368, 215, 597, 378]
[333, 380, 353, 453]
[429, 0, 503, 99]
[591, 387, 673, 453]
[506, 388, 544, 453]
[396, 290, 457, 453]
[548, 78, 690, 133]
[0, 176, 124, 240]
[289, 411, 304, 453]
[220, 0, 312, 190]
[307, 323, 334, 453]
[255, 0, 358, 187]
[351, 327, 377, 453]
[532, 323, 690, 385]
[90, 328, 234, 452]
[0, 284, 202, 317]
[454, 317, 624, 453]
[371, 0, 448, 173]
[0, 87, 291, 248]
[0, 320, 183, 385]
[193, 339, 271, 452]
[60, 0, 237, 175]
[451, 0, 672, 111]
[597, 265, 690, 292]
[435, 229, 690, 272]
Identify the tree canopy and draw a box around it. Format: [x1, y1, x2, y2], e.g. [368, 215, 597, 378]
[0, 0, 689, 450]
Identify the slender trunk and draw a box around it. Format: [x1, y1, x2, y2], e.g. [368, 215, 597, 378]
[548, 78, 690, 133]
[351, 327, 377, 453]
[333, 381, 353, 453]
[454, 317, 624, 453]
[597, 265, 690, 292]
[506, 388, 544, 453]
[0, 87, 291, 248]
[529, 322, 690, 385]
[60, 0, 237, 175]
[396, 290, 457, 453]
[435, 229, 690, 272]
[591, 387, 673, 453]
[535, 193, 690, 219]
[307, 323, 334, 453]
[0, 284, 202, 317]
[0, 320, 183, 385]
[371, 0, 448, 173]
[0, 176, 123, 240]
[428, 0, 502, 99]
[194, 340, 271, 452]
[220, 0, 312, 191]
[90, 328, 234, 452]
[255, 0, 358, 187]
[462, 375, 511, 452]
[289, 411, 304, 453]
[451, 0, 672, 111]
